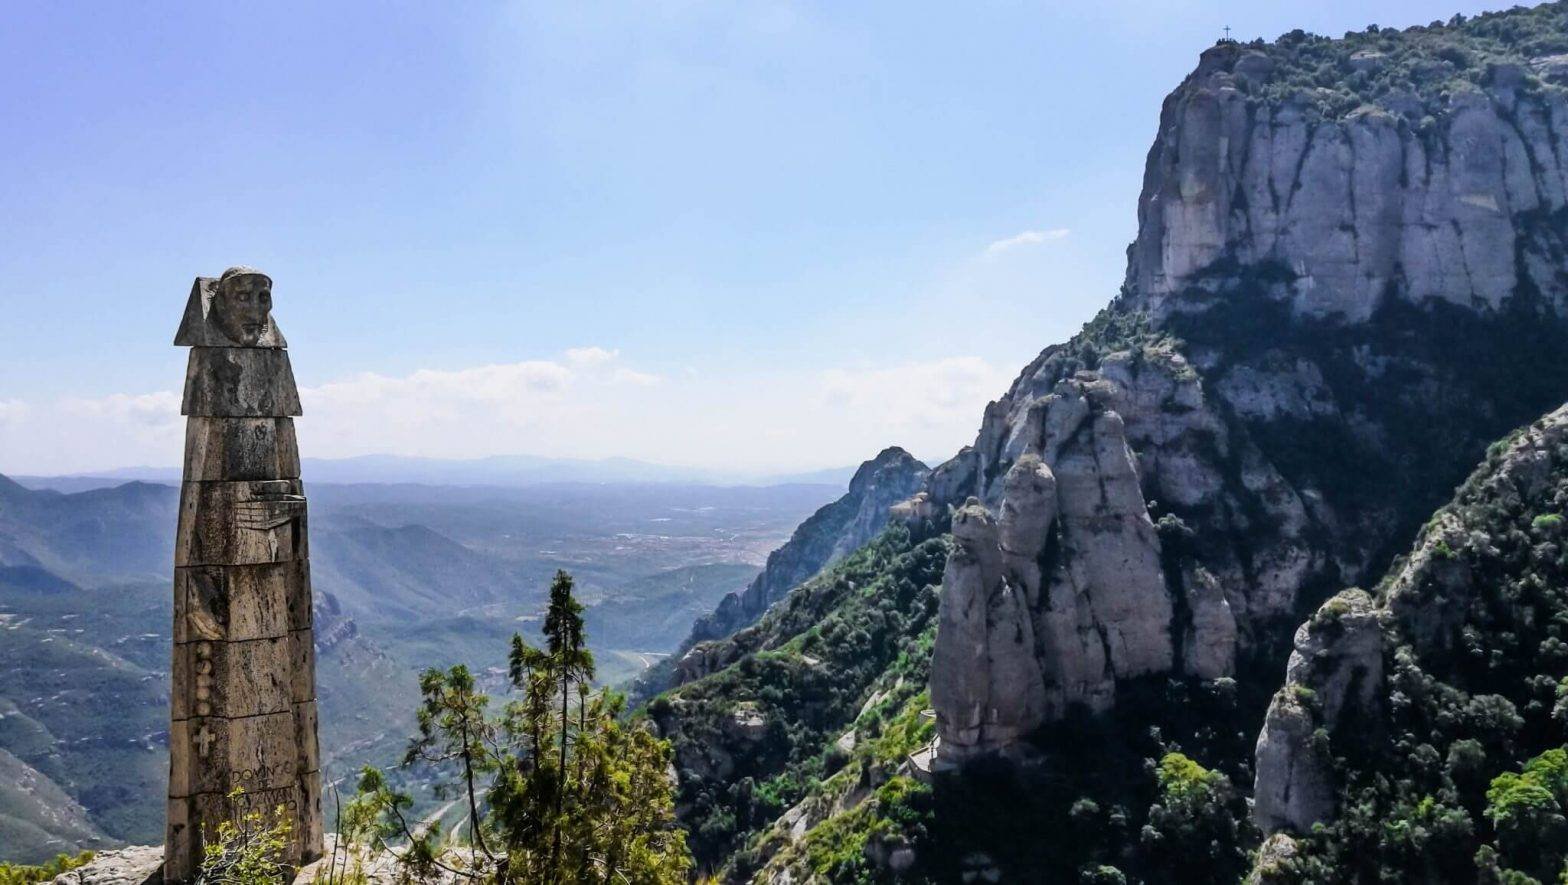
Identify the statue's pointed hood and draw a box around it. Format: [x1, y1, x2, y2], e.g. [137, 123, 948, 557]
[173, 276, 287, 348]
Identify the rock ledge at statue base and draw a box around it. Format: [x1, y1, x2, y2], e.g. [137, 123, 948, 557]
[49, 840, 464, 885]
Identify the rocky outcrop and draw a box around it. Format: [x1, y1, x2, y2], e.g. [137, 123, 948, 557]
[930, 497, 1048, 760]
[1126, 40, 1568, 324]
[930, 340, 1294, 749]
[925, 12, 1568, 761]
[665, 447, 927, 686]
[1245, 833, 1302, 885]
[1253, 402, 1568, 840]
[1252, 589, 1383, 834]
[45, 838, 462, 885]
[48, 846, 163, 885]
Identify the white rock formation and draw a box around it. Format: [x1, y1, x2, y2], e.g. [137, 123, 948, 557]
[930, 497, 1048, 760]
[926, 26, 1568, 762]
[1252, 589, 1384, 834]
[1127, 43, 1568, 323]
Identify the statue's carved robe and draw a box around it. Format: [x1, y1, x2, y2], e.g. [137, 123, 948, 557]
[165, 276, 322, 882]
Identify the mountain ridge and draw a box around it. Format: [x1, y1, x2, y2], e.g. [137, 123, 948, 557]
[628, 447, 928, 703]
[645, 5, 1568, 880]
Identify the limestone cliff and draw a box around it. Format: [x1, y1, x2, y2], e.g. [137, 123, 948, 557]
[646, 8, 1568, 880]
[930, 5, 1568, 758]
[1252, 588, 1383, 834]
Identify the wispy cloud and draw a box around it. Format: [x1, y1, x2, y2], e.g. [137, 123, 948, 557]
[0, 349, 1010, 475]
[983, 228, 1070, 258]
[818, 357, 1009, 429]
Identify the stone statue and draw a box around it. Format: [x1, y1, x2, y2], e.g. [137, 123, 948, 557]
[165, 267, 322, 882]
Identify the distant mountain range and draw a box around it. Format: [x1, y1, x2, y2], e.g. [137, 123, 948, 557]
[0, 469, 838, 862]
[10, 453, 873, 493]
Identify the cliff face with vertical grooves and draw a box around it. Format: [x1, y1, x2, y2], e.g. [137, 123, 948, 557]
[652, 6, 1568, 881]
[929, 3, 1568, 760]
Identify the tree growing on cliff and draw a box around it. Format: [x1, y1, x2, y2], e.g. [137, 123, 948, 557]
[343, 569, 690, 883]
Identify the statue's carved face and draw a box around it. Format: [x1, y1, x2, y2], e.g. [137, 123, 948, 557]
[212, 274, 272, 345]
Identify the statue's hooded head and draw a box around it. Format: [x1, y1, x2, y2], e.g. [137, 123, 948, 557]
[174, 266, 285, 348]
[211, 267, 273, 346]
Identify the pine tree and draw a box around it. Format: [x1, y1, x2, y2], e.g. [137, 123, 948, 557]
[345, 569, 690, 883]
[541, 570, 595, 874]
[403, 664, 499, 872]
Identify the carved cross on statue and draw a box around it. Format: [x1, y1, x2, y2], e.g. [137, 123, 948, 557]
[194, 726, 215, 758]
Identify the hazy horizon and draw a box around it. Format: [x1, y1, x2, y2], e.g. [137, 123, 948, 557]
[6, 449, 878, 488]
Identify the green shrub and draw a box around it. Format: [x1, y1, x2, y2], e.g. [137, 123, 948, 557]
[0, 852, 94, 885]
[197, 788, 294, 885]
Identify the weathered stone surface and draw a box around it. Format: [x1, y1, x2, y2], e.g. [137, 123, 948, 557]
[173, 273, 287, 349]
[1181, 566, 1237, 679]
[289, 628, 317, 703]
[173, 562, 305, 643]
[997, 455, 1055, 563]
[181, 347, 302, 418]
[932, 372, 1226, 753]
[165, 715, 312, 879]
[1124, 49, 1568, 323]
[931, 497, 1050, 761]
[167, 269, 321, 882]
[1054, 410, 1173, 680]
[169, 710, 301, 797]
[931, 503, 1003, 754]
[926, 329, 1317, 756]
[1283, 589, 1383, 725]
[889, 490, 939, 525]
[1252, 687, 1335, 835]
[1245, 833, 1301, 885]
[49, 846, 163, 885]
[183, 417, 300, 481]
[171, 636, 292, 720]
[174, 480, 308, 567]
[294, 701, 320, 774]
[1252, 589, 1383, 834]
[288, 563, 314, 633]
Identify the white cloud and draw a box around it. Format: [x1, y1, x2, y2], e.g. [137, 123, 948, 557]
[0, 391, 184, 475]
[818, 357, 1007, 429]
[0, 349, 1011, 476]
[983, 228, 1070, 258]
[564, 346, 618, 368]
[60, 391, 182, 425]
[0, 399, 30, 425]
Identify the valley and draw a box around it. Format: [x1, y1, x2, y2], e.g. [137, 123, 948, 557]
[0, 473, 839, 861]
[10, 2, 1568, 882]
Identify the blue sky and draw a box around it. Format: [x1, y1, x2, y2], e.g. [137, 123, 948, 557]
[0, 0, 1507, 475]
